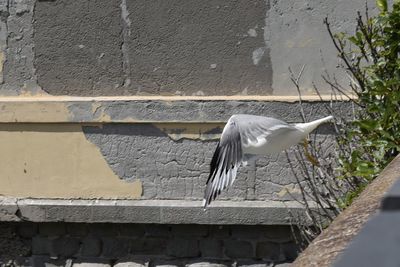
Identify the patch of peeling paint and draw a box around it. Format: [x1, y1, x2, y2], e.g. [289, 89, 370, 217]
[252, 47, 266, 65]
[0, 101, 72, 122]
[154, 123, 224, 141]
[0, 52, 4, 75]
[91, 102, 112, 122]
[277, 184, 302, 197]
[247, 27, 258, 37]
[0, 124, 142, 199]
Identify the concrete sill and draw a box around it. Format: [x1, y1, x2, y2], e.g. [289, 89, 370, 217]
[0, 198, 312, 225]
[0, 95, 350, 123]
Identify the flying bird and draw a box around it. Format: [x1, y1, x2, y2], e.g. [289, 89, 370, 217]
[203, 114, 333, 209]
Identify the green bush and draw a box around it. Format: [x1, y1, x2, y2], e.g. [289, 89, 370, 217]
[326, 0, 400, 205]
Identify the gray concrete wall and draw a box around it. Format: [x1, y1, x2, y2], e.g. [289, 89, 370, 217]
[0, 0, 376, 96]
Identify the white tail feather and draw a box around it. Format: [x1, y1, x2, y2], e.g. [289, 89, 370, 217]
[294, 116, 333, 135]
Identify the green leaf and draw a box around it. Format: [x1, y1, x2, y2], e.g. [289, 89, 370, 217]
[348, 36, 359, 45]
[334, 32, 345, 40]
[377, 0, 388, 12]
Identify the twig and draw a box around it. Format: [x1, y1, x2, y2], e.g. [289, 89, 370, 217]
[289, 65, 307, 122]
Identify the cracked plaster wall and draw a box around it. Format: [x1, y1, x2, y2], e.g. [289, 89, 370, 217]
[83, 123, 336, 201]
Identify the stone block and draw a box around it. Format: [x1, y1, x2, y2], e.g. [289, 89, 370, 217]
[144, 225, 170, 237]
[199, 239, 224, 259]
[114, 259, 149, 267]
[230, 226, 266, 240]
[12, 257, 32, 267]
[274, 264, 291, 267]
[262, 226, 292, 243]
[17, 223, 38, 238]
[142, 238, 167, 255]
[255, 242, 281, 261]
[102, 238, 131, 258]
[39, 223, 66, 237]
[152, 260, 182, 267]
[130, 239, 146, 254]
[66, 224, 88, 237]
[81, 237, 102, 257]
[50, 237, 80, 257]
[32, 236, 51, 255]
[114, 262, 148, 267]
[30, 256, 67, 267]
[185, 262, 229, 267]
[73, 264, 111, 267]
[209, 226, 231, 239]
[119, 224, 145, 238]
[235, 262, 270, 267]
[224, 240, 254, 259]
[130, 238, 167, 255]
[171, 225, 209, 237]
[89, 224, 119, 237]
[280, 242, 299, 262]
[72, 258, 112, 267]
[167, 238, 200, 258]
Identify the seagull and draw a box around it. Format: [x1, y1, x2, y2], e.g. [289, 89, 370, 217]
[202, 114, 334, 209]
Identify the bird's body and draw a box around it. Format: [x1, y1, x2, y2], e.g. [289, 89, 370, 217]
[203, 114, 333, 209]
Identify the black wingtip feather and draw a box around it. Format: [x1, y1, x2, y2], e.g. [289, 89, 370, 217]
[203, 119, 243, 209]
[206, 142, 221, 184]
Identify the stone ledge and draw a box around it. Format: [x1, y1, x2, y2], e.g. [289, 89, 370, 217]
[0, 95, 351, 123]
[0, 198, 311, 225]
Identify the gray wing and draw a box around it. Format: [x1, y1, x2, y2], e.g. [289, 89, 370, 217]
[203, 114, 296, 209]
[203, 117, 243, 209]
[233, 114, 296, 147]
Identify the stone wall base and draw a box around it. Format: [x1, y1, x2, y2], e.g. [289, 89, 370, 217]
[0, 222, 297, 266]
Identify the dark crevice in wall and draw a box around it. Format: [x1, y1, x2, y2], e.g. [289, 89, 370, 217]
[120, 0, 132, 90]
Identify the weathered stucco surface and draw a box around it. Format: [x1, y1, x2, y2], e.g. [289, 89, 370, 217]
[33, 0, 124, 96]
[265, 0, 377, 95]
[0, 0, 45, 95]
[123, 0, 271, 96]
[0, 124, 142, 198]
[83, 123, 335, 201]
[0, 0, 377, 96]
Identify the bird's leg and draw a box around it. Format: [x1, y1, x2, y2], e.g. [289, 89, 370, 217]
[302, 138, 320, 167]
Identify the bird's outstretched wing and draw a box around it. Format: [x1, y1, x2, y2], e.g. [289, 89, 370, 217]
[235, 114, 295, 148]
[203, 117, 243, 209]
